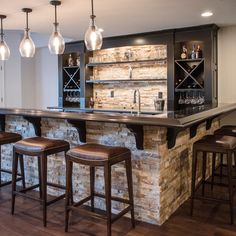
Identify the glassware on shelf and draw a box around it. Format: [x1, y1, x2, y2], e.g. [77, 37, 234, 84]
[184, 92, 191, 105]
[178, 93, 185, 105]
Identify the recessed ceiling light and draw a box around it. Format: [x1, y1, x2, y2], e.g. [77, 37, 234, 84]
[201, 11, 213, 17]
[99, 28, 104, 32]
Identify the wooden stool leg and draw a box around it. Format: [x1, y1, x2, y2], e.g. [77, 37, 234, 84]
[19, 154, 26, 189]
[11, 148, 18, 215]
[0, 145, 2, 185]
[227, 151, 234, 224]
[220, 153, 224, 178]
[190, 147, 198, 216]
[90, 166, 95, 212]
[37, 156, 42, 199]
[65, 158, 73, 232]
[41, 155, 47, 227]
[104, 163, 112, 236]
[125, 157, 135, 228]
[202, 152, 207, 196]
[211, 152, 216, 191]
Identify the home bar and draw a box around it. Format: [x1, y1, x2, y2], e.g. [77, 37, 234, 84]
[0, 1, 236, 235]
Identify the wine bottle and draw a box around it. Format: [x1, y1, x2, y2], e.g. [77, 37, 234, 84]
[191, 45, 196, 59]
[196, 45, 202, 59]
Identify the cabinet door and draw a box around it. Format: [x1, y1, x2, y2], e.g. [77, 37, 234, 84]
[0, 62, 5, 107]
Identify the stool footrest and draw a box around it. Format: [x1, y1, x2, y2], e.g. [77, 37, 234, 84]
[68, 206, 107, 221]
[13, 191, 43, 202]
[47, 182, 66, 190]
[46, 194, 65, 206]
[0, 177, 23, 187]
[20, 184, 40, 193]
[94, 192, 131, 205]
[73, 196, 92, 207]
[111, 206, 131, 224]
[0, 168, 23, 176]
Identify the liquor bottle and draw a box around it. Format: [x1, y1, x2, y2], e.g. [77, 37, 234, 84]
[154, 92, 165, 111]
[181, 45, 187, 59]
[89, 97, 94, 108]
[68, 54, 74, 67]
[196, 45, 202, 59]
[191, 45, 196, 59]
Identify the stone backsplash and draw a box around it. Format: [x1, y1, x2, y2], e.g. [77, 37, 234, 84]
[90, 45, 167, 110]
[2, 115, 220, 225]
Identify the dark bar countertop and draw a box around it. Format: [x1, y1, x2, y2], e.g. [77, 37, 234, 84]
[0, 103, 235, 128]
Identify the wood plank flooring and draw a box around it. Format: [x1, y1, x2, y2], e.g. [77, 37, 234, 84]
[1, 185, 236, 236]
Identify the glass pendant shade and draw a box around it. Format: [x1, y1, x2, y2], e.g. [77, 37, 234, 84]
[0, 15, 10, 61]
[19, 30, 35, 57]
[0, 40, 10, 60]
[48, 24, 65, 54]
[85, 23, 102, 51]
[84, 0, 103, 51]
[48, 1, 65, 55]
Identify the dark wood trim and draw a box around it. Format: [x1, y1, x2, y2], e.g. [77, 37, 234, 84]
[0, 115, 5, 131]
[126, 124, 144, 150]
[67, 119, 86, 143]
[23, 116, 41, 136]
[190, 121, 203, 138]
[167, 127, 184, 149]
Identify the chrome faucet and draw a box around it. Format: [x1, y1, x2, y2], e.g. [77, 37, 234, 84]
[133, 89, 141, 115]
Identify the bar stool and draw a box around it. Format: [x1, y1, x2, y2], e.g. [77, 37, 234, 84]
[190, 134, 236, 224]
[11, 136, 70, 226]
[0, 132, 25, 187]
[65, 143, 135, 236]
[212, 126, 236, 181]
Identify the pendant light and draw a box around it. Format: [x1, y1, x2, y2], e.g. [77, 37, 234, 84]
[19, 8, 35, 58]
[48, 0, 65, 55]
[84, 0, 103, 51]
[0, 15, 10, 61]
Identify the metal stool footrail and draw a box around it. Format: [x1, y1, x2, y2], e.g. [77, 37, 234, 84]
[12, 136, 70, 227]
[190, 134, 236, 224]
[0, 132, 25, 187]
[65, 143, 135, 236]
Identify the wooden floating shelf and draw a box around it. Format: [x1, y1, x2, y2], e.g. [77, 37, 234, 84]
[87, 58, 167, 67]
[86, 79, 167, 84]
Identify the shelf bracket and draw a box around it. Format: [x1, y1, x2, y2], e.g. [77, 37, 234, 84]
[206, 116, 217, 130]
[67, 119, 86, 143]
[189, 121, 203, 138]
[167, 127, 184, 149]
[23, 116, 41, 136]
[126, 124, 144, 150]
[0, 115, 5, 131]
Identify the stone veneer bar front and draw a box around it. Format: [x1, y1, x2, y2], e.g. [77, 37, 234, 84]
[0, 104, 235, 225]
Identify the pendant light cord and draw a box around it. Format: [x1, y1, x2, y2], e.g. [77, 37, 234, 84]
[26, 12, 29, 31]
[0, 18, 3, 42]
[54, 3, 58, 30]
[90, 0, 95, 26]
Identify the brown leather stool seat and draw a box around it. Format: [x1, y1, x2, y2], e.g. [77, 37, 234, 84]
[190, 134, 236, 224]
[213, 126, 236, 178]
[65, 143, 135, 236]
[0, 132, 22, 145]
[0, 131, 25, 187]
[12, 136, 70, 227]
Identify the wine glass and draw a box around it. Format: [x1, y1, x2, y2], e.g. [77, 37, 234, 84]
[178, 93, 185, 105]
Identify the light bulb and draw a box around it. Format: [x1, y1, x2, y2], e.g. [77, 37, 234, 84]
[0, 40, 10, 60]
[85, 24, 102, 51]
[48, 25, 65, 55]
[19, 30, 35, 58]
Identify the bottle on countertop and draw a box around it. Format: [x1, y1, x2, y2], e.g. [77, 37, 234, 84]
[191, 44, 196, 59]
[68, 54, 74, 67]
[181, 45, 188, 59]
[154, 92, 165, 111]
[196, 45, 203, 59]
[89, 97, 94, 108]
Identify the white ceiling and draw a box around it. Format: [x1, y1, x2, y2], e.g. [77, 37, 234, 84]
[1, 0, 236, 40]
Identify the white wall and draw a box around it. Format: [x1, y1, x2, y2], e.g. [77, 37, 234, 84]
[2, 30, 59, 109]
[218, 26, 236, 125]
[34, 47, 58, 109]
[4, 31, 22, 108]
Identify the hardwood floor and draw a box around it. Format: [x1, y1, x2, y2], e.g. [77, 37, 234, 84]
[1, 185, 236, 236]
